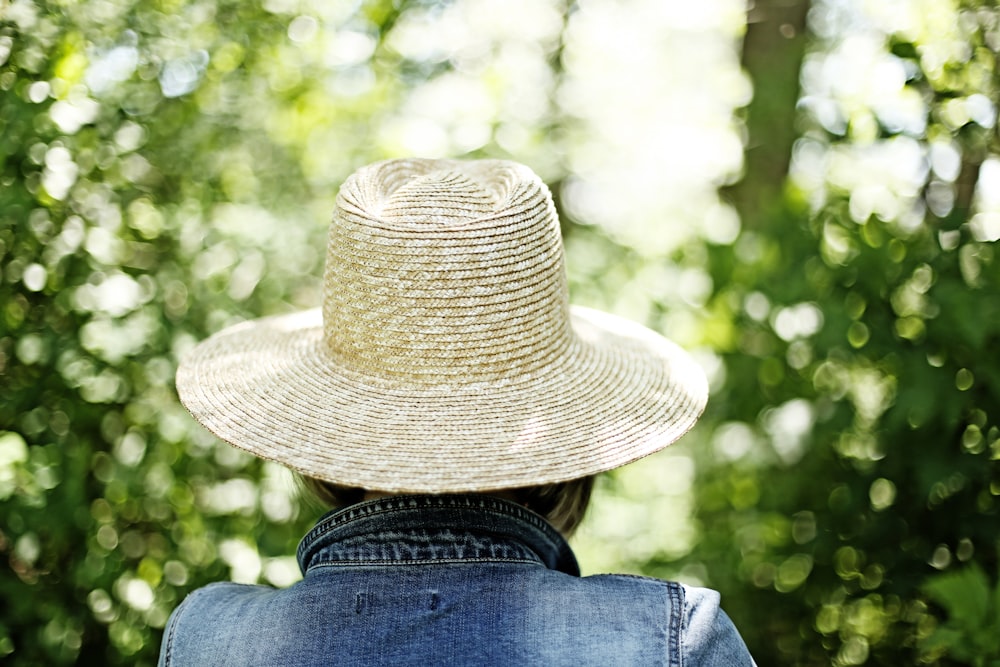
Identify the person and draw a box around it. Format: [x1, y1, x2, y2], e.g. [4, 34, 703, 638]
[161, 158, 756, 666]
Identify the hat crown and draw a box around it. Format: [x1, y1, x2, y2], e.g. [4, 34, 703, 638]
[322, 159, 573, 382]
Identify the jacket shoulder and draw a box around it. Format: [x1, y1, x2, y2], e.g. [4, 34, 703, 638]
[678, 583, 757, 666]
[158, 582, 277, 667]
[582, 575, 756, 666]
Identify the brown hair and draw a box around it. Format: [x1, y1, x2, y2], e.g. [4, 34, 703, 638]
[297, 475, 596, 538]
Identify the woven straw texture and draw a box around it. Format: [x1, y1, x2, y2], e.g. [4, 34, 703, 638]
[176, 158, 708, 492]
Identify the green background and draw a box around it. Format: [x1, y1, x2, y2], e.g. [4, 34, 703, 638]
[1, 0, 998, 664]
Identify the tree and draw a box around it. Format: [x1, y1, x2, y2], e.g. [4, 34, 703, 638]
[2, 0, 997, 665]
[688, 0, 1000, 664]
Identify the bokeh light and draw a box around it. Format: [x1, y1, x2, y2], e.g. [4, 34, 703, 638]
[2, 0, 998, 664]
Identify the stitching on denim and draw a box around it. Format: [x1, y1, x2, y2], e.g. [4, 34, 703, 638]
[162, 584, 215, 665]
[668, 581, 684, 667]
[600, 573, 670, 586]
[307, 557, 543, 570]
[306, 532, 544, 565]
[306, 495, 558, 542]
[298, 494, 571, 570]
[591, 574, 681, 665]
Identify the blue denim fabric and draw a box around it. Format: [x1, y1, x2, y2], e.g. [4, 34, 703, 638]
[159, 495, 755, 666]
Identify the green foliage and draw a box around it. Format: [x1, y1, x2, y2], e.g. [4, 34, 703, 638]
[0, 1, 396, 663]
[1, 1, 573, 663]
[921, 564, 1000, 665]
[677, 2, 1000, 665]
[2, 0, 999, 666]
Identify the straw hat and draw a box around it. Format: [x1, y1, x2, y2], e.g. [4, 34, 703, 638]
[176, 158, 707, 492]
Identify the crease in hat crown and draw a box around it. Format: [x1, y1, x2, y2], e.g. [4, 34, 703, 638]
[322, 158, 574, 382]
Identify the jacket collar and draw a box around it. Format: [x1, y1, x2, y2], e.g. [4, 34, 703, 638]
[297, 494, 580, 576]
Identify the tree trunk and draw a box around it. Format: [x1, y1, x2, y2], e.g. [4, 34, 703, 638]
[725, 0, 812, 229]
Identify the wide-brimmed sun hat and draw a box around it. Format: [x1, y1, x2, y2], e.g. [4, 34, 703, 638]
[176, 158, 707, 492]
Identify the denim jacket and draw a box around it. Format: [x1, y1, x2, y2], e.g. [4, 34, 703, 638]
[159, 495, 755, 666]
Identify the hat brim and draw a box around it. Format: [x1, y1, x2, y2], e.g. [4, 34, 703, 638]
[175, 305, 707, 492]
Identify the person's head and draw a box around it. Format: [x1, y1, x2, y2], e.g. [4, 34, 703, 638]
[297, 475, 596, 537]
[177, 159, 707, 512]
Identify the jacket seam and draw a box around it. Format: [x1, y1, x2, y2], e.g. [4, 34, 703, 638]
[669, 581, 685, 667]
[577, 574, 684, 665]
[162, 584, 214, 666]
[599, 573, 669, 585]
[308, 557, 543, 570]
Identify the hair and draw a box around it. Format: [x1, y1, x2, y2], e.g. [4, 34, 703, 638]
[296, 475, 596, 538]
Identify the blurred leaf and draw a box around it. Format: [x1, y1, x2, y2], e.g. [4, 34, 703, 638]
[923, 564, 991, 629]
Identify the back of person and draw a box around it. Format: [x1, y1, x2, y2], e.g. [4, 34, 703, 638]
[160, 495, 753, 666]
[163, 569, 746, 666]
[166, 159, 756, 666]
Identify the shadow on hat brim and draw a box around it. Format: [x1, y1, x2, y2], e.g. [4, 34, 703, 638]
[176, 305, 708, 493]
